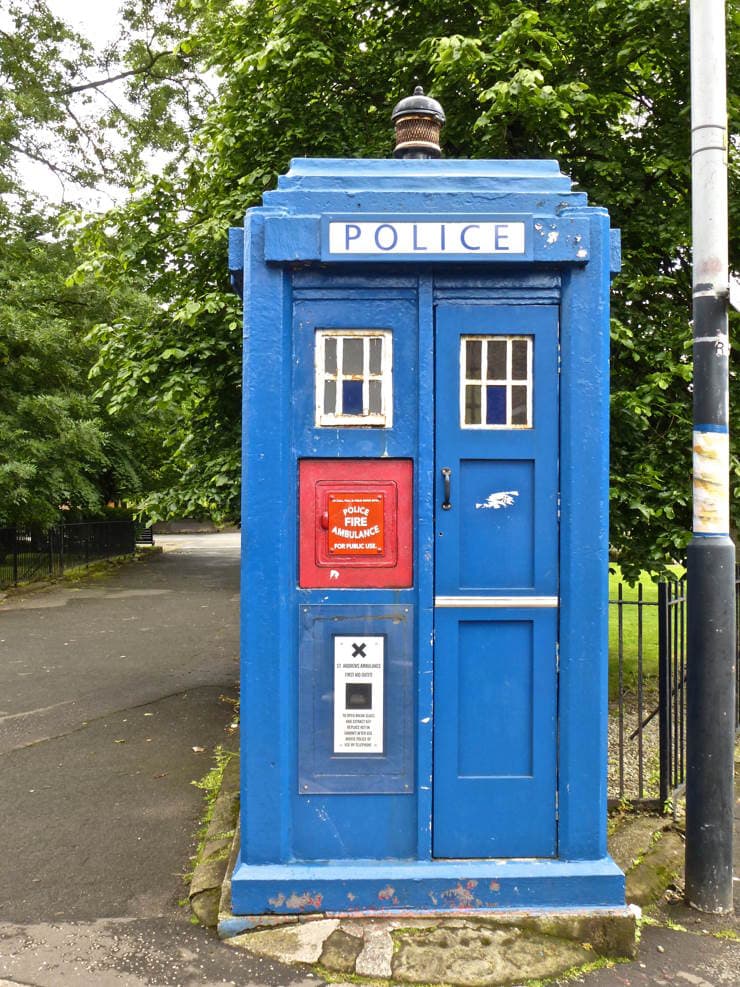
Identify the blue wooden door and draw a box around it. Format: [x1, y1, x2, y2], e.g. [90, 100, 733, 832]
[433, 303, 559, 858]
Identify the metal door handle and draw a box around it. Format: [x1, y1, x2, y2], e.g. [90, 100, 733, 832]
[441, 468, 452, 510]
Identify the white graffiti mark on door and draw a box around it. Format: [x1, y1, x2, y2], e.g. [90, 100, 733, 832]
[475, 490, 519, 510]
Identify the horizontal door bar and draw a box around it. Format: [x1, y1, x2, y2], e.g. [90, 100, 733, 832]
[434, 595, 559, 609]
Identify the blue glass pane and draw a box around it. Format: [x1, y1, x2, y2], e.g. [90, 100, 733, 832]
[486, 385, 506, 424]
[343, 379, 363, 414]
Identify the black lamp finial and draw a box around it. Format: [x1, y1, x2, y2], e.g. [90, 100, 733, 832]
[391, 85, 445, 159]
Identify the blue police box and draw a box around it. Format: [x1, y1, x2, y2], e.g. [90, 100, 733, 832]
[228, 93, 624, 916]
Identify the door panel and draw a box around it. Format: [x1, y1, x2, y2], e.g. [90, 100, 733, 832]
[457, 458, 535, 588]
[456, 618, 534, 777]
[433, 303, 559, 858]
[434, 608, 557, 857]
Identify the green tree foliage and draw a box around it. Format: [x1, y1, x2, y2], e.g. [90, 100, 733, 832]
[0, 0, 205, 525]
[0, 213, 165, 525]
[77, 0, 738, 571]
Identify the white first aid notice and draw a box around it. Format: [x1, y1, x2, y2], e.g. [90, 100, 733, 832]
[333, 635, 384, 754]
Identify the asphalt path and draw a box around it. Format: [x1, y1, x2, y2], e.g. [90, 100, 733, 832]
[0, 534, 314, 987]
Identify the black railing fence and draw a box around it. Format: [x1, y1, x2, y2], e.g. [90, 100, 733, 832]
[610, 569, 740, 811]
[134, 523, 154, 544]
[0, 521, 136, 590]
[657, 579, 687, 807]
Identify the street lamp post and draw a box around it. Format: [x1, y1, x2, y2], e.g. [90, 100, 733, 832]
[685, 0, 736, 914]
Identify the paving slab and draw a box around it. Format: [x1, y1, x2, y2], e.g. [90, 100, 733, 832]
[354, 921, 395, 978]
[391, 922, 594, 986]
[227, 918, 340, 964]
[609, 813, 672, 873]
[626, 829, 685, 907]
[556, 924, 740, 986]
[319, 927, 365, 971]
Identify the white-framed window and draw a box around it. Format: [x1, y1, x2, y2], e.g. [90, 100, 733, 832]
[460, 335, 533, 428]
[315, 329, 393, 427]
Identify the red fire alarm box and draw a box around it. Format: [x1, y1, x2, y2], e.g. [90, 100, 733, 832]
[299, 459, 413, 588]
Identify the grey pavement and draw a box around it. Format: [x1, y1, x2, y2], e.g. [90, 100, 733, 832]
[556, 923, 740, 987]
[0, 534, 315, 986]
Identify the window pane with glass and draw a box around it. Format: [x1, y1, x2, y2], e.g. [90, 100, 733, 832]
[460, 334, 533, 428]
[315, 329, 393, 427]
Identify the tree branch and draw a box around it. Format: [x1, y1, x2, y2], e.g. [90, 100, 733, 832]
[59, 49, 175, 95]
[6, 141, 79, 183]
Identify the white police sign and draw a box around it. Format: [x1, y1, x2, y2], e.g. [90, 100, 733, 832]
[326, 217, 528, 259]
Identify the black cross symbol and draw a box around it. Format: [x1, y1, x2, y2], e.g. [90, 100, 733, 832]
[352, 642, 367, 658]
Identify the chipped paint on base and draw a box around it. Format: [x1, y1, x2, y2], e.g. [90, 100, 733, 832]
[437, 880, 480, 908]
[231, 857, 625, 915]
[286, 891, 324, 910]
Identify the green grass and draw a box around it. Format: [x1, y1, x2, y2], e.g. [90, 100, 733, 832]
[186, 745, 236, 881]
[608, 566, 685, 698]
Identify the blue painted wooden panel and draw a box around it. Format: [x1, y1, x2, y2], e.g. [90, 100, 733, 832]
[276, 157, 574, 189]
[288, 284, 421, 861]
[263, 213, 590, 264]
[456, 619, 534, 777]
[433, 303, 559, 858]
[434, 608, 557, 858]
[557, 210, 612, 860]
[292, 791, 419, 861]
[240, 209, 293, 865]
[415, 273, 436, 861]
[298, 604, 414, 794]
[458, 459, 535, 588]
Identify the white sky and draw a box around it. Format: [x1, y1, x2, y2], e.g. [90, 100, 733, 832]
[47, 0, 121, 49]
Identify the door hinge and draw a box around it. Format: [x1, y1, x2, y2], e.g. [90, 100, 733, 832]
[556, 492, 561, 520]
[555, 643, 560, 674]
[555, 789, 559, 821]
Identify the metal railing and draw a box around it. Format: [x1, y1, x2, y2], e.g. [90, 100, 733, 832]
[610, 581, 661, 808]
[134, 523, 154, 545]
[0, 521, 136, 590]
[609, 570, 740, 811]
[657, 579, 687, 807]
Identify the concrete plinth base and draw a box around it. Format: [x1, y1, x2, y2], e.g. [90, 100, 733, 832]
[229, 854, 625, 917]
